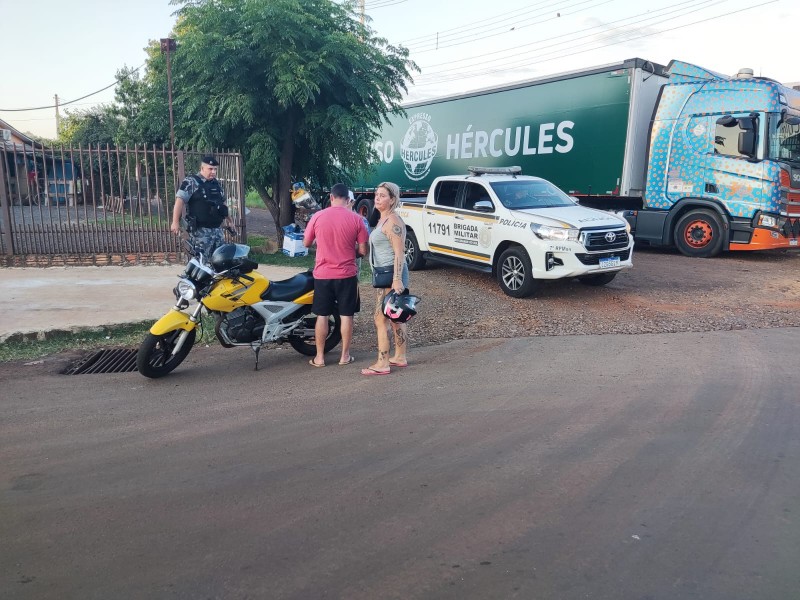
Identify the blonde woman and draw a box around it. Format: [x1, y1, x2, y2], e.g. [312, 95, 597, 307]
[362, 182, 410, 376]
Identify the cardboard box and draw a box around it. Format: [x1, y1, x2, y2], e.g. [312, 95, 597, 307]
[282, 231, 308, 257]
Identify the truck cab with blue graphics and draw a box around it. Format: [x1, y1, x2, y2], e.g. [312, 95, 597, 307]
[354, 58, 800, 258]
[632, 61, 800, 256]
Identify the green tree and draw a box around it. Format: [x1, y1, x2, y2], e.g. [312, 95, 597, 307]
[112, 57, 171, 147]
[168, 0, 416, 231]
[59, 105, 121, 147]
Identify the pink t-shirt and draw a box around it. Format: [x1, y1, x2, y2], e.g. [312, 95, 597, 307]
[304, 206, 369, 279]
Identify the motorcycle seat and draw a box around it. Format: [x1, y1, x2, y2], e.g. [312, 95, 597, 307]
[261, 270, 314, 302]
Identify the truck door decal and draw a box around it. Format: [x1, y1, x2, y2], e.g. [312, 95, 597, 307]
[428, 243, 491, 263]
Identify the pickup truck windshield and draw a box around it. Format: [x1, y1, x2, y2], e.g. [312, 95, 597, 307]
[491, 180, 575, 209]
[767, 112, 800, 165]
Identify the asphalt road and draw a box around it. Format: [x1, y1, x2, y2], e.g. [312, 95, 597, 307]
[2, 328, 799, 599]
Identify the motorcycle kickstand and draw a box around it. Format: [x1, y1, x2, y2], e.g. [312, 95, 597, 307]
[251, 344, 260, 371]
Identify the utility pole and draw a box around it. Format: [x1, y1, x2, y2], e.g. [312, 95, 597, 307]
[160, 38, 177, 150]
[359, 0, 365, 24]
[54, 94, 60, 136]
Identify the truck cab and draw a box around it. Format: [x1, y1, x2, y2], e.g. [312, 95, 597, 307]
[398, 167, 634, 297]
[632, 61, 800, 256]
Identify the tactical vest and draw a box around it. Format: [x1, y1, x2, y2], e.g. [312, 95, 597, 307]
[187, 175, 228, 228]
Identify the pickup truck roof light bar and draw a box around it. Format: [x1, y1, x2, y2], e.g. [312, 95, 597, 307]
[468, 166, 522, 177]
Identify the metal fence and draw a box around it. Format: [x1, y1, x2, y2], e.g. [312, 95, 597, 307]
[0, 144, 245, 266]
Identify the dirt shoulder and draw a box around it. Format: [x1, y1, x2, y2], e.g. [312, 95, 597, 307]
[246, 208, 800, 349]
[350, 246, 800, 351]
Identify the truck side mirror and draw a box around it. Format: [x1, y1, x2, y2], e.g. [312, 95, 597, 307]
[473, 200, 494, 213]
[736, 116, 757, 158]
[738, 130, 757, 158]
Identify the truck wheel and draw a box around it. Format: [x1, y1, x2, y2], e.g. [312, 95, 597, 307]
[497, 247, 537, 298]
[355, 198, 373, 222]
[578, 272, 617, 286]
[674, 209, 724, 257]
[404, 230, 426, 270]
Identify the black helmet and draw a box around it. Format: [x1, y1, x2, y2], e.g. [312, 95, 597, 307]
[382, 291, 420, 323]
[211, 243, 250, 272]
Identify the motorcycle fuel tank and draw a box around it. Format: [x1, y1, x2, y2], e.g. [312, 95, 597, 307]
[203, 271, 270, 311]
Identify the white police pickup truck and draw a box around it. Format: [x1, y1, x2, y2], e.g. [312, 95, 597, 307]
[398, 166, 633, 297]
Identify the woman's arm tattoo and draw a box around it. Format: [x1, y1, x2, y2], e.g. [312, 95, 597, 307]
[387, 222, 406, 282]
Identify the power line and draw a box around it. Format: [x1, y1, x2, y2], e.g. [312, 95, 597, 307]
[404, 0, 610, 53]
[398, 0, 554, 45]
[416, 0, 725, 82]
[413, 0, 776, 87]
[364, 0, 407, 8]
[417, 0, 713, 71]
[0, 64, 144, 112]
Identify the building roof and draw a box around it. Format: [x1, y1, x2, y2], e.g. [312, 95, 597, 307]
[0, 117, 41, 151]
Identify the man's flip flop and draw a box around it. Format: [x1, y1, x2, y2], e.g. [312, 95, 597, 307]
[388, 360, 408, 368]
[309, 359, 325, 368]
[361, 367, 390, 376]
[339, 356, 356, 365]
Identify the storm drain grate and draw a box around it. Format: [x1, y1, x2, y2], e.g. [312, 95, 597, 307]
[64, 349, 138, 375]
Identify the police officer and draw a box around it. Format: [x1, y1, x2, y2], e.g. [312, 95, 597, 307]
[171, 155, 237, 261]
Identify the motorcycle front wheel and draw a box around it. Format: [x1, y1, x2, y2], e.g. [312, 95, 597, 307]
[288, 313, 342, 356]
[136, 329, 197, 378]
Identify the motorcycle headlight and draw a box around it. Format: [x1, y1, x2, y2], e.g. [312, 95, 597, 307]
[175, 279, 197, 301]
[530, 223, 580, 241]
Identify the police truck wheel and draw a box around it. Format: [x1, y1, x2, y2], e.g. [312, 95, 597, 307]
[288, 313, 342, 356]
[136, 329, 196, 378]
[674, 209, 724, 257]
[497, 247, 537, 297]
[404, 230, 426, 270]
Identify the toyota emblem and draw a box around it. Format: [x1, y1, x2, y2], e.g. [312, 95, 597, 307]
[605, 232, 617, 242]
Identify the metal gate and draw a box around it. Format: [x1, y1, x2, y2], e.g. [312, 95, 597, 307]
[0, 144, 245, 266]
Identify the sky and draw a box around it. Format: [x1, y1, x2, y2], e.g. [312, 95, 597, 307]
[1, 0, 797, 139]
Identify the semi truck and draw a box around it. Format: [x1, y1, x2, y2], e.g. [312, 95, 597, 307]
[353, 57, 800, 258]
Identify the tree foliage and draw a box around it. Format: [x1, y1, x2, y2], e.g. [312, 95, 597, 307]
[112, 60, 171, 147]
[58, 58, 169, 149]
[168, 0, 417, 228]
[56, 0, 415, 233]
[59, 105, 120, 147]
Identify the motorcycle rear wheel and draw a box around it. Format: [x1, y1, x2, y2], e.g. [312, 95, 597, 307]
[137, 329, 197, 378]
[288, 313, 342, 356]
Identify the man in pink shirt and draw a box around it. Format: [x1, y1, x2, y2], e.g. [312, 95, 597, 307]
[303, 183, 369, 367]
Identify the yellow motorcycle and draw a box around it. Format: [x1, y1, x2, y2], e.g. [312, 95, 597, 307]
[136, 243, 340, 378]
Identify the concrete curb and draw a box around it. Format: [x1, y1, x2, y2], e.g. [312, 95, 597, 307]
[1, 264, 307, 343]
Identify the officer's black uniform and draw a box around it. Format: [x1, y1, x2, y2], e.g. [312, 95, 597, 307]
[183, 174, 228, 231]
[177, 155, 229, 260]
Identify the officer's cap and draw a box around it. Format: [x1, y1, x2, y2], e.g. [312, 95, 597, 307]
[201, 155, 219, 167]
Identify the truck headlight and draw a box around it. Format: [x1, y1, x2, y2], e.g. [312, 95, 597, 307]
[175, 279, 197, 301]
[758, 214, 778, 228]
[530, 223, 579, 241]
